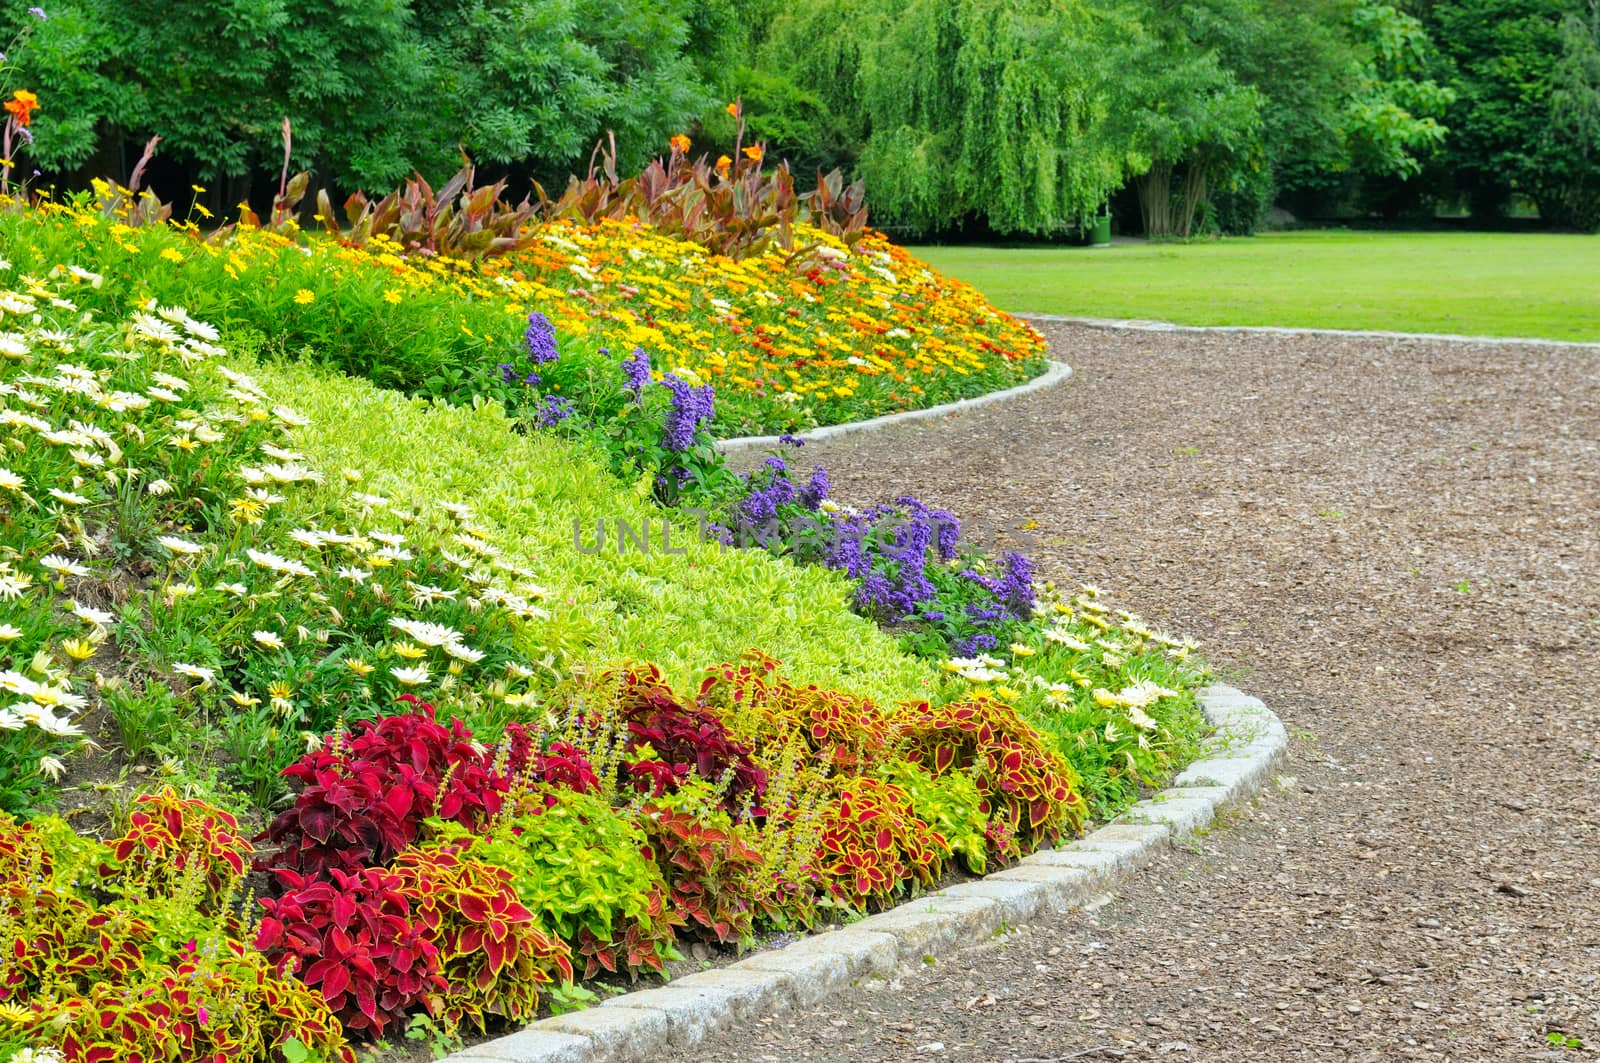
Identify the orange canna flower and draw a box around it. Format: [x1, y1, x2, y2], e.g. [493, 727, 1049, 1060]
[741, 144, 764, 164]
[669, 134, 691, 154]
[725, 101, 741, 119]
[715, 155, 732, 177]
[5, 90, 40, 128]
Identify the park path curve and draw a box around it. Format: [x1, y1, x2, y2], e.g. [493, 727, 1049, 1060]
[678, 321, 1600, 1062]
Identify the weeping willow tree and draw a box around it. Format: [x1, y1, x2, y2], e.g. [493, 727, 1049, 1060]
[764, 0, 1131, 235]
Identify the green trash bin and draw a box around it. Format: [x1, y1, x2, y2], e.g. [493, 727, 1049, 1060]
[1090, 215, 1112, 247]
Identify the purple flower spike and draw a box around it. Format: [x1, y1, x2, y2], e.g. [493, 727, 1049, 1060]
[525, 311, 559, 365]
[537, 395, 573, 427]
[623, 346, 652, 398]
[660, 373, 715, 452]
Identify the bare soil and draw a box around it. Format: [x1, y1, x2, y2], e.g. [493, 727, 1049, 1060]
[669, 323, 1600, 1062]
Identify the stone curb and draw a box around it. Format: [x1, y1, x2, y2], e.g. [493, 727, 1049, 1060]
[1018, 312, 1600, 350]
[714, 359, 1073, 455]
[441, 684, 1287, 1063]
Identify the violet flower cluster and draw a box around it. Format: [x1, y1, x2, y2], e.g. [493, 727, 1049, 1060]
[660, 373, 716, 452]
[498, 310, 561, 387]
[525, 312, 560, 365]
[623, 346, 652, 399]
[538, 395, 574, 427]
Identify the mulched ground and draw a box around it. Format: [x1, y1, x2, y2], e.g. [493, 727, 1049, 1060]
[671, 323, 1600, 1062]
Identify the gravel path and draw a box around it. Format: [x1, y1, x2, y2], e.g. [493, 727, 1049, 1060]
[679, 323, 1600, 1062]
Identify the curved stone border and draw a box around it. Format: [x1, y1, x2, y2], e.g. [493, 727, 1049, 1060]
[715, 359, 1073, 455]
[441, 684, 1286, 1063]
[1019, 312, 1600, 350]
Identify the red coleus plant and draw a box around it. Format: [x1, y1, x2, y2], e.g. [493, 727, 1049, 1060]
[106, 788, 253, 907]
[572, 881, 683, 981]
[812, 777, 944, 908]
[698, 650, 891, 773]
[255, 865, 445, 1039]
[261, 699, 603, 881]
[610, 663, 766, 814]
[260, 698, 590, 880]
[42, 937, 355, 1063]
[389, 842, 573, 1032]
[893, 697, 1086, 860]
[639, 801, 766, 946]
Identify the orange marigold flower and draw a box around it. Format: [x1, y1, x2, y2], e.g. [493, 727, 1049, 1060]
[669, 134, 691, 154]
[742, 144, 764, 163]
[5, 90, 40, 128]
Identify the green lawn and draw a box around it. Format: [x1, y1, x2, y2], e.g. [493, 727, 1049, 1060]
[910, 230, 1600, 341]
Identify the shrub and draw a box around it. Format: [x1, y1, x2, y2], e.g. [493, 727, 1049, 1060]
[698, 651, 892, 774]
[637, 785, 767, 946]
[255, 866, 444, 1039]
[27, 939, 354, 1063]
[610, 662, 766, 814]
[894, 697, 1085, 860]
[389, 842, 573, 1032]
[877, 760, 990, 874]
[444, 790, 682, 980]
[260, 702, 517, 880]
[811, 777, 943, 908]
[105, 788, 252, 909]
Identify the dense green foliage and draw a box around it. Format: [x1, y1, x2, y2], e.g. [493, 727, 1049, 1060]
[0, 0, 718, 189]
[744, 0, 1464, 236]
[6, 0, 1600, 231]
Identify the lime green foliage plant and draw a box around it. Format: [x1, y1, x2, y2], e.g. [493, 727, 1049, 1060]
[878, 760, 990, 874]
[436, 789, 684, 980]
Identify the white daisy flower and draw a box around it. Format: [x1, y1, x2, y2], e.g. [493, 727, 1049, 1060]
[39, 554, 91, 577]
[390, 664, 431, 687]
[405, 582, 457, 606]
[442, 642, 486, 664]
[172, 662, 216, 685]
[387, 618, 465, 647]
[157, 535, 204, 556]
[253, 631, 286, 650]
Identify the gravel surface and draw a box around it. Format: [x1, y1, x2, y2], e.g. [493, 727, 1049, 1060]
[676, 323, 1600, 1062]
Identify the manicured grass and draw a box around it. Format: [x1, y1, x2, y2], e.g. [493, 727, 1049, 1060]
[911, 230, 1600, 341]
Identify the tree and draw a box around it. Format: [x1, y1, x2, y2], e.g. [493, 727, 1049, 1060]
[1112, 0, 1264, 237]
[1538, 0, 1600, 228]
[762, 0, 1129, 237]
[2, 0, 717, 194]
[1427, 0, 1567, 217]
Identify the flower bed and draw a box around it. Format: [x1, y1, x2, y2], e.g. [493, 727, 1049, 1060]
[0, 197, 1047, 438]
[0, 248, 1207, 1062]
